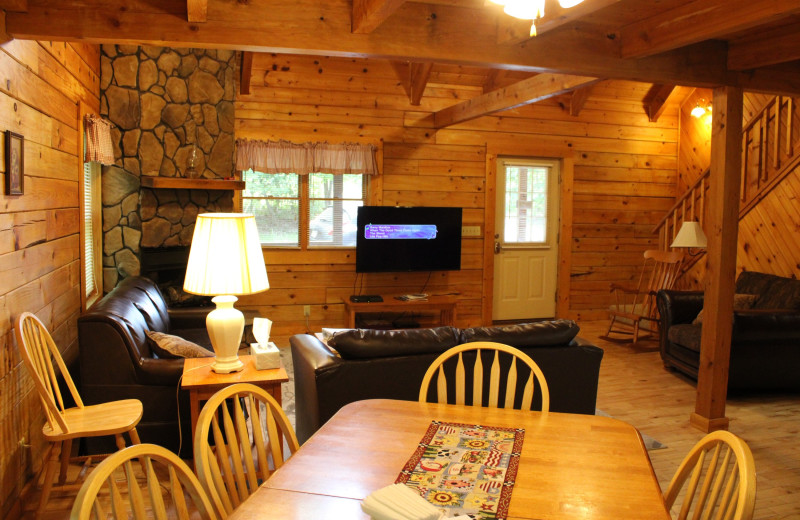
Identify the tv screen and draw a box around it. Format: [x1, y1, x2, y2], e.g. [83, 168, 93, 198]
[356, 206, 463, 273]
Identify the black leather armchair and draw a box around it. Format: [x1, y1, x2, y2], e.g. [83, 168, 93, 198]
[290, 320, 604, 444]
[77, 276, 211, 456]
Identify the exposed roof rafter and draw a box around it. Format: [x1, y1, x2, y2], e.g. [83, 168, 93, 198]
[187, 0, 207, 23]
[569, 85, 594, 116]
[644, 84, 676, 122]
[434, 73, 599, 129]
[620, 0, 800, 59]
[352, 0, 406, 34]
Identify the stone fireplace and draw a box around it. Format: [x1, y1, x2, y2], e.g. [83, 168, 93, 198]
[100, 45, 237, 292]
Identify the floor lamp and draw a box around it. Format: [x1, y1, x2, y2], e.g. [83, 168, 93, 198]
[184, 213, 269, 373]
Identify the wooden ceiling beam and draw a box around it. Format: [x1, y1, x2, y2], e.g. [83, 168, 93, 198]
[569, 85, 593, 117]
[728, 22, 800, 71]
[434, 73, 599, 129]
[620, 0, 800, 59]
[0, 2, 749, 89]
[352, 0, 406, 34]
[187, 0, 207, 23]
[0, 0, 27, 12]
[240, 51, 253, 95]
[736, 64, 800, 97]
[643, 84, 676, 122]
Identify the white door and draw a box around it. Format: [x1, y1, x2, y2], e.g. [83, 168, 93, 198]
[492, 158, 560, 320]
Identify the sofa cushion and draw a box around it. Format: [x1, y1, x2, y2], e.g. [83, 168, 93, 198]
[328, 326, 461, 359]
[145, 331, 214, 359]
[692, 294, 758, 325]
[667, 323, 702, 353]
[754, 277, 800, 310]
[460, 319, 580, 347]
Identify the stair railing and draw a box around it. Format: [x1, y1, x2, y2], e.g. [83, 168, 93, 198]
[653, 95, 799, 253]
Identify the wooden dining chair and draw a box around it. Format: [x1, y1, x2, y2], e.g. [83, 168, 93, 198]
[193, 383, 300, 519]
[664, 430, 756, 520]
[606, 249, 684, 343]
[418, 341, 550, 412]
[70, 443, 218, 520]
[15, 312, 144, 517]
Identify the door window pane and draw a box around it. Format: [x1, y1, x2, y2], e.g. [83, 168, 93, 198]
[503, 165, 548, 244]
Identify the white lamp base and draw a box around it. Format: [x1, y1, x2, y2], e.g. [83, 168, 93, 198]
[207, 295, 245, 373]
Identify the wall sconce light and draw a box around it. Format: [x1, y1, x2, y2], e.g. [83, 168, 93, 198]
[691, 99, 712, 118]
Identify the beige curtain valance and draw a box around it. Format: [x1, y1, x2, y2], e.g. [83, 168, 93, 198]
[83, 114, 115, 165]
[235, 138, 378, 175]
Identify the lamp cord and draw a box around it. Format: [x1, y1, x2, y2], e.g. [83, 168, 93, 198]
[175, 361, 215, 458]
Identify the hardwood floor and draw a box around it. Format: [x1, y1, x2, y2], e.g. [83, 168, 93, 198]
[584, 320, 800, 520]
[20, 320, 800, 519]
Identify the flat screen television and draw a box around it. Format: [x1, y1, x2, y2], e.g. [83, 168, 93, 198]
[355, 206, 462, 273]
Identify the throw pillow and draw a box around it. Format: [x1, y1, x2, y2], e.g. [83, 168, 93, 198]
[692, 293, 759, 325]
[146, 330, 214, 359]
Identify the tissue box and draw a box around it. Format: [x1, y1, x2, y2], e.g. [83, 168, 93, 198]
[250, 342, 280, 370]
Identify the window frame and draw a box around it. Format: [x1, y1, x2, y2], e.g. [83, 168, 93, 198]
[240, 170, 368, 250]
[79, 103, 103, 310]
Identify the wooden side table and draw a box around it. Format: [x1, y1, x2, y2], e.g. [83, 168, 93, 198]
[181, 354, 288, 435]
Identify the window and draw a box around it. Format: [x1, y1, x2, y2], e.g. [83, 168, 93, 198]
[242, 170, 366, 248]
[501, 162, 550, 244]
[81, 160, 102, 308]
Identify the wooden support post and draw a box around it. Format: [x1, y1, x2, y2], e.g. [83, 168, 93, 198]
[690, 86, 743, 433]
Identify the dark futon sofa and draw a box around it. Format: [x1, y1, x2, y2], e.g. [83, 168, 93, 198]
[657, 271, 800, 391]
[290, 320, 603, 443]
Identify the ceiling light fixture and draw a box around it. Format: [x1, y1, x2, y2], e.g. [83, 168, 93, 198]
[489, 0, 585, 37]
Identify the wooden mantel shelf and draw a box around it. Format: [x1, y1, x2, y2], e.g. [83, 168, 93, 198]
[141, 177, 246, 190]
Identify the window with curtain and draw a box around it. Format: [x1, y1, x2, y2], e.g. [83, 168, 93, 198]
[237, 139, 377, 248]
[81, 112, 113, 308]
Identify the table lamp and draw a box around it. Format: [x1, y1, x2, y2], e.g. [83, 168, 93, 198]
[184, 213, 269, 373]
[671, 221, 708, 256]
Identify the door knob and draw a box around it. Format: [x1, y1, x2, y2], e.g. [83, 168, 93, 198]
[494, 242, 501, 254]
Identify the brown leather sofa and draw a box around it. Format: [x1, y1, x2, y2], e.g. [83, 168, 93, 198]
[77, 276, 212, 456]
[657, 271, 800, 391]
[290, 320, 604, 444]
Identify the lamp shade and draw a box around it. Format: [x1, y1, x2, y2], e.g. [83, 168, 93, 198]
[671, 221, 708, 249]
[184, 213, 269, 296]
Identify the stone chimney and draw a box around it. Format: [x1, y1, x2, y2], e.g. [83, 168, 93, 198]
[99, 45, 237, 292]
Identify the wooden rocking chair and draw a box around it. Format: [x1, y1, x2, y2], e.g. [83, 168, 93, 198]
[606, 249, 684, 343]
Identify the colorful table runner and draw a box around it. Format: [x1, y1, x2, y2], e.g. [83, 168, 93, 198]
[396, 421, 525, 520]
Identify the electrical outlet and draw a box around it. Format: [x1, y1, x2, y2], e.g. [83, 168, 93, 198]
[303, 305, 311, 317]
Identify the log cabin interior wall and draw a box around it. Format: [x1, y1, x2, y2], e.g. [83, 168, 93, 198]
[235, 53, 680, 341]
[0, 39, 99, 517]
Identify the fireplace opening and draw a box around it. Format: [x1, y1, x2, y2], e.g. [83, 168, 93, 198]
[140, 246, 212, 308]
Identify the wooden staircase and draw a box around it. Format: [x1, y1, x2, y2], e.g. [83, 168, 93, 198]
[653, 95, 800, 263]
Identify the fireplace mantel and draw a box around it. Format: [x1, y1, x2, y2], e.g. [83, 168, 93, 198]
[141, 177, 246, 190]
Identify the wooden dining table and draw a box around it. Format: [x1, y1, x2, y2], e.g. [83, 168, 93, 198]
[229, 399, 670, 520]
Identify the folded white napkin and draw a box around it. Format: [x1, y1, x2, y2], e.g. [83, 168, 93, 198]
[361, 484, 443, 520]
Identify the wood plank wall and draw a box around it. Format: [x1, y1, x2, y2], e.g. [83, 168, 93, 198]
[678, 91, 800, 289]
[0, 39, 99, 517]
[235, 54, 679, 341]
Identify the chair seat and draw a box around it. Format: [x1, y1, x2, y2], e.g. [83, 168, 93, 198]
[42, 399, 143, 440]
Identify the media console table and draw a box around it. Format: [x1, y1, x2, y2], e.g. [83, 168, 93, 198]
[344, 294, 457, 328]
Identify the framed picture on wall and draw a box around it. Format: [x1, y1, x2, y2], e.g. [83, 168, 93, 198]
[5, 131, 24, 195]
